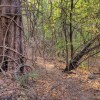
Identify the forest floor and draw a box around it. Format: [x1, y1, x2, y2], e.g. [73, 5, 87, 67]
[0, 57, 100, 100]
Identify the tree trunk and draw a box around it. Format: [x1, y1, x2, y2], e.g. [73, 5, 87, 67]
[60, 0, 69, 66]
[70, 0, 74, 59]
[0, 0, 25, 72]
[64, 34, 100, 71]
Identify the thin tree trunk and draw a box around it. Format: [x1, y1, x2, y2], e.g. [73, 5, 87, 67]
[70, 0, 74, 59]
[61, 0, 69, 66]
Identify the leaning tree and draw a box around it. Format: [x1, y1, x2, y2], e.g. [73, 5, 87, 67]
[0, 0, 25, 73]
[64, 34, 100, 71]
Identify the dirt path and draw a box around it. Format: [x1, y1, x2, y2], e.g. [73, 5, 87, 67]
[33, 57, 100, 100]
[0, 57, 100, 100]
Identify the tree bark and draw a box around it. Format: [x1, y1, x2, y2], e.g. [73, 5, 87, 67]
[0, 0, 25, 72]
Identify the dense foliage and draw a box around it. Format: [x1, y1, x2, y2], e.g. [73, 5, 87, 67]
[24, 0, 100, 70]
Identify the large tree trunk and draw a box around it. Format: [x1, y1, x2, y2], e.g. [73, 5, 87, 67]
[64, 34, 100, 71]
[0, 0, 25, 72]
